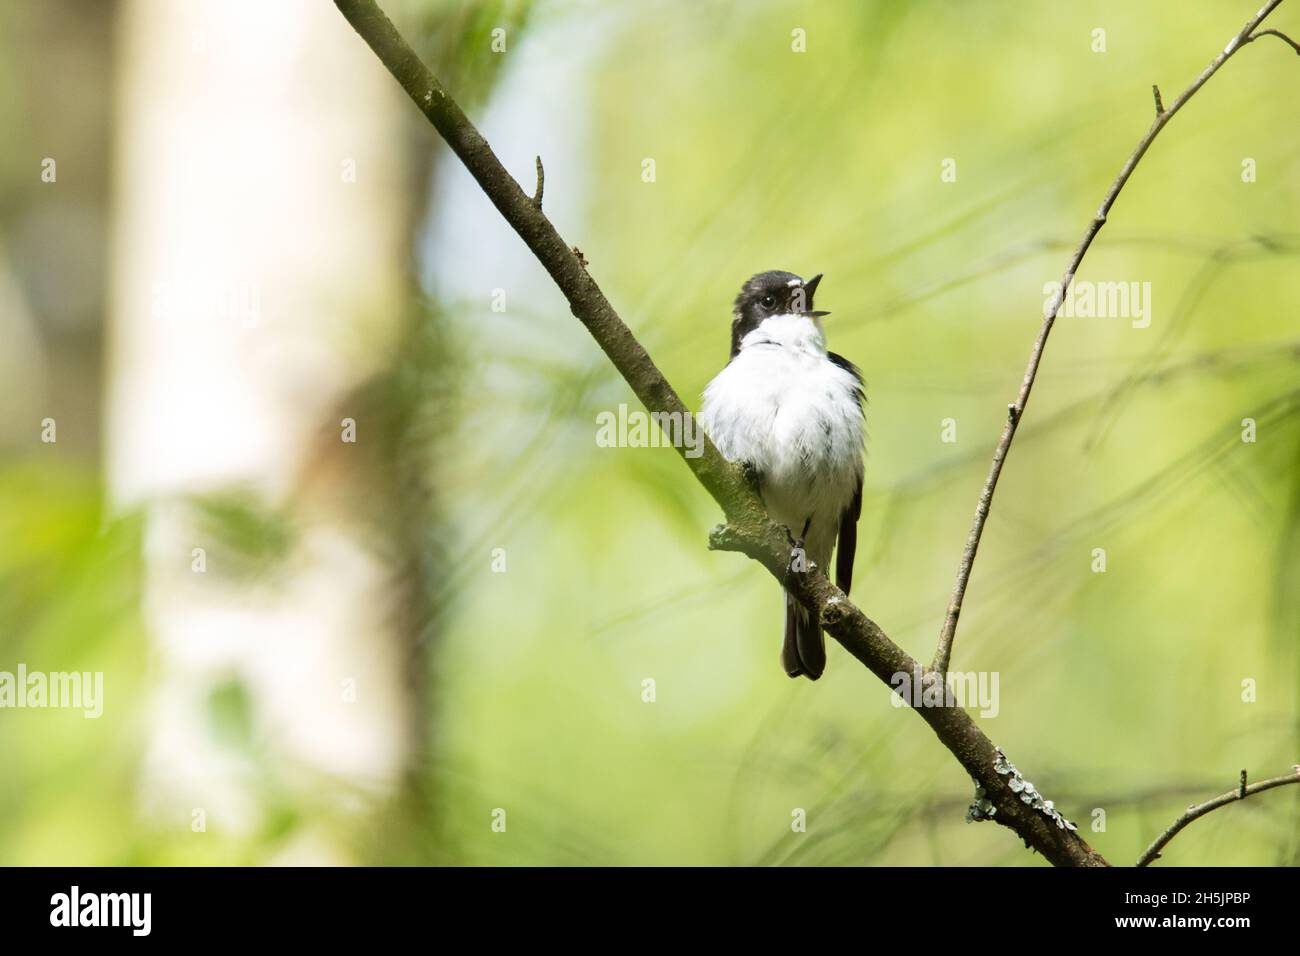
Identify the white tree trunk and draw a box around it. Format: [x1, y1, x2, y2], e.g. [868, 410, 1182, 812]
[108, 0, 414, 861]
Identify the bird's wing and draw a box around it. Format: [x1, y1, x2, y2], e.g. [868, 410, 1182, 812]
[827, 350, 865, 594]
[835, 473, 863, 594]
[827, 350, 865, 407]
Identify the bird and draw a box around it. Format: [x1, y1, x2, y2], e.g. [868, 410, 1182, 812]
[699, 271, 865, 680]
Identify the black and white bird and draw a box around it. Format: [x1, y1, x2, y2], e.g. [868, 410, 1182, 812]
[700, 271, 865, 680]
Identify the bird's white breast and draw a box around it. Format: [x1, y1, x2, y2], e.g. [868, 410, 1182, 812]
[700, 314, 864, 548]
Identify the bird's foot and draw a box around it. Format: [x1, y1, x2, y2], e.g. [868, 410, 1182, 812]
[740, 460, 762, 490]
[784, 527, 815, 575]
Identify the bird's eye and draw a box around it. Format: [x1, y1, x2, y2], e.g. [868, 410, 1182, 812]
[760, 294, 776, 310]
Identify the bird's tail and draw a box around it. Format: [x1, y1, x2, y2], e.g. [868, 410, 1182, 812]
[782, 590, 826, 680]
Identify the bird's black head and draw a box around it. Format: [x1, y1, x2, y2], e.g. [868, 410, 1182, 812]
[730, 270, 828, 357]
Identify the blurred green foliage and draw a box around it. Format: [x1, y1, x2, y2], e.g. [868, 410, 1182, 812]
[0, 462, 146, 865]
[419, 0, 1300, 866]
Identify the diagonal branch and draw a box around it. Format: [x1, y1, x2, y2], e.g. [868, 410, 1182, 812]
[333, 0, 1108, 866]
[930, 0, 1290, 676]
[1136, 766, 1300, 866]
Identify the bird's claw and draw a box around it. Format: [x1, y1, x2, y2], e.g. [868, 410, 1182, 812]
[785, 528, 814, 574]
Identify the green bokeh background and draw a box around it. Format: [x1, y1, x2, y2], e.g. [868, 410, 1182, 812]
[1, 0, 1297, 866]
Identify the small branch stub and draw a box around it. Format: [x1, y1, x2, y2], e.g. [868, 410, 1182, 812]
[532, 155, 544, 208]
[1152, 83, 1165, 115]
[708, 523, 740, 552]
[819, 595, 847, 628]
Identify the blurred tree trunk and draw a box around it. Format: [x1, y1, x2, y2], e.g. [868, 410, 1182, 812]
[107, 0, 528, 861]
[107, 0, 427, 861]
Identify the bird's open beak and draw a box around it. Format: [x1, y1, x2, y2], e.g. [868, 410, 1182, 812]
[802, 273, 829, 318]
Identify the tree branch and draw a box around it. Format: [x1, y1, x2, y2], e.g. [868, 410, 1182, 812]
[333, 0, 1110, 866]
[1247, 27, 1300, 54]
[1136, 766, 1300, 866]
[930, 0, 1289, 676]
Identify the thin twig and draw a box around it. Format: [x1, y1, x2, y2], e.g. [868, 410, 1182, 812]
[533, 155, 544, 208]
[930, 0, 1288, 676]
[333, 0, 1111, 866]
[1136, 767, 1300, 866]
[1152, 83, 1164, 115]
[1248, 27, 1300, 53]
